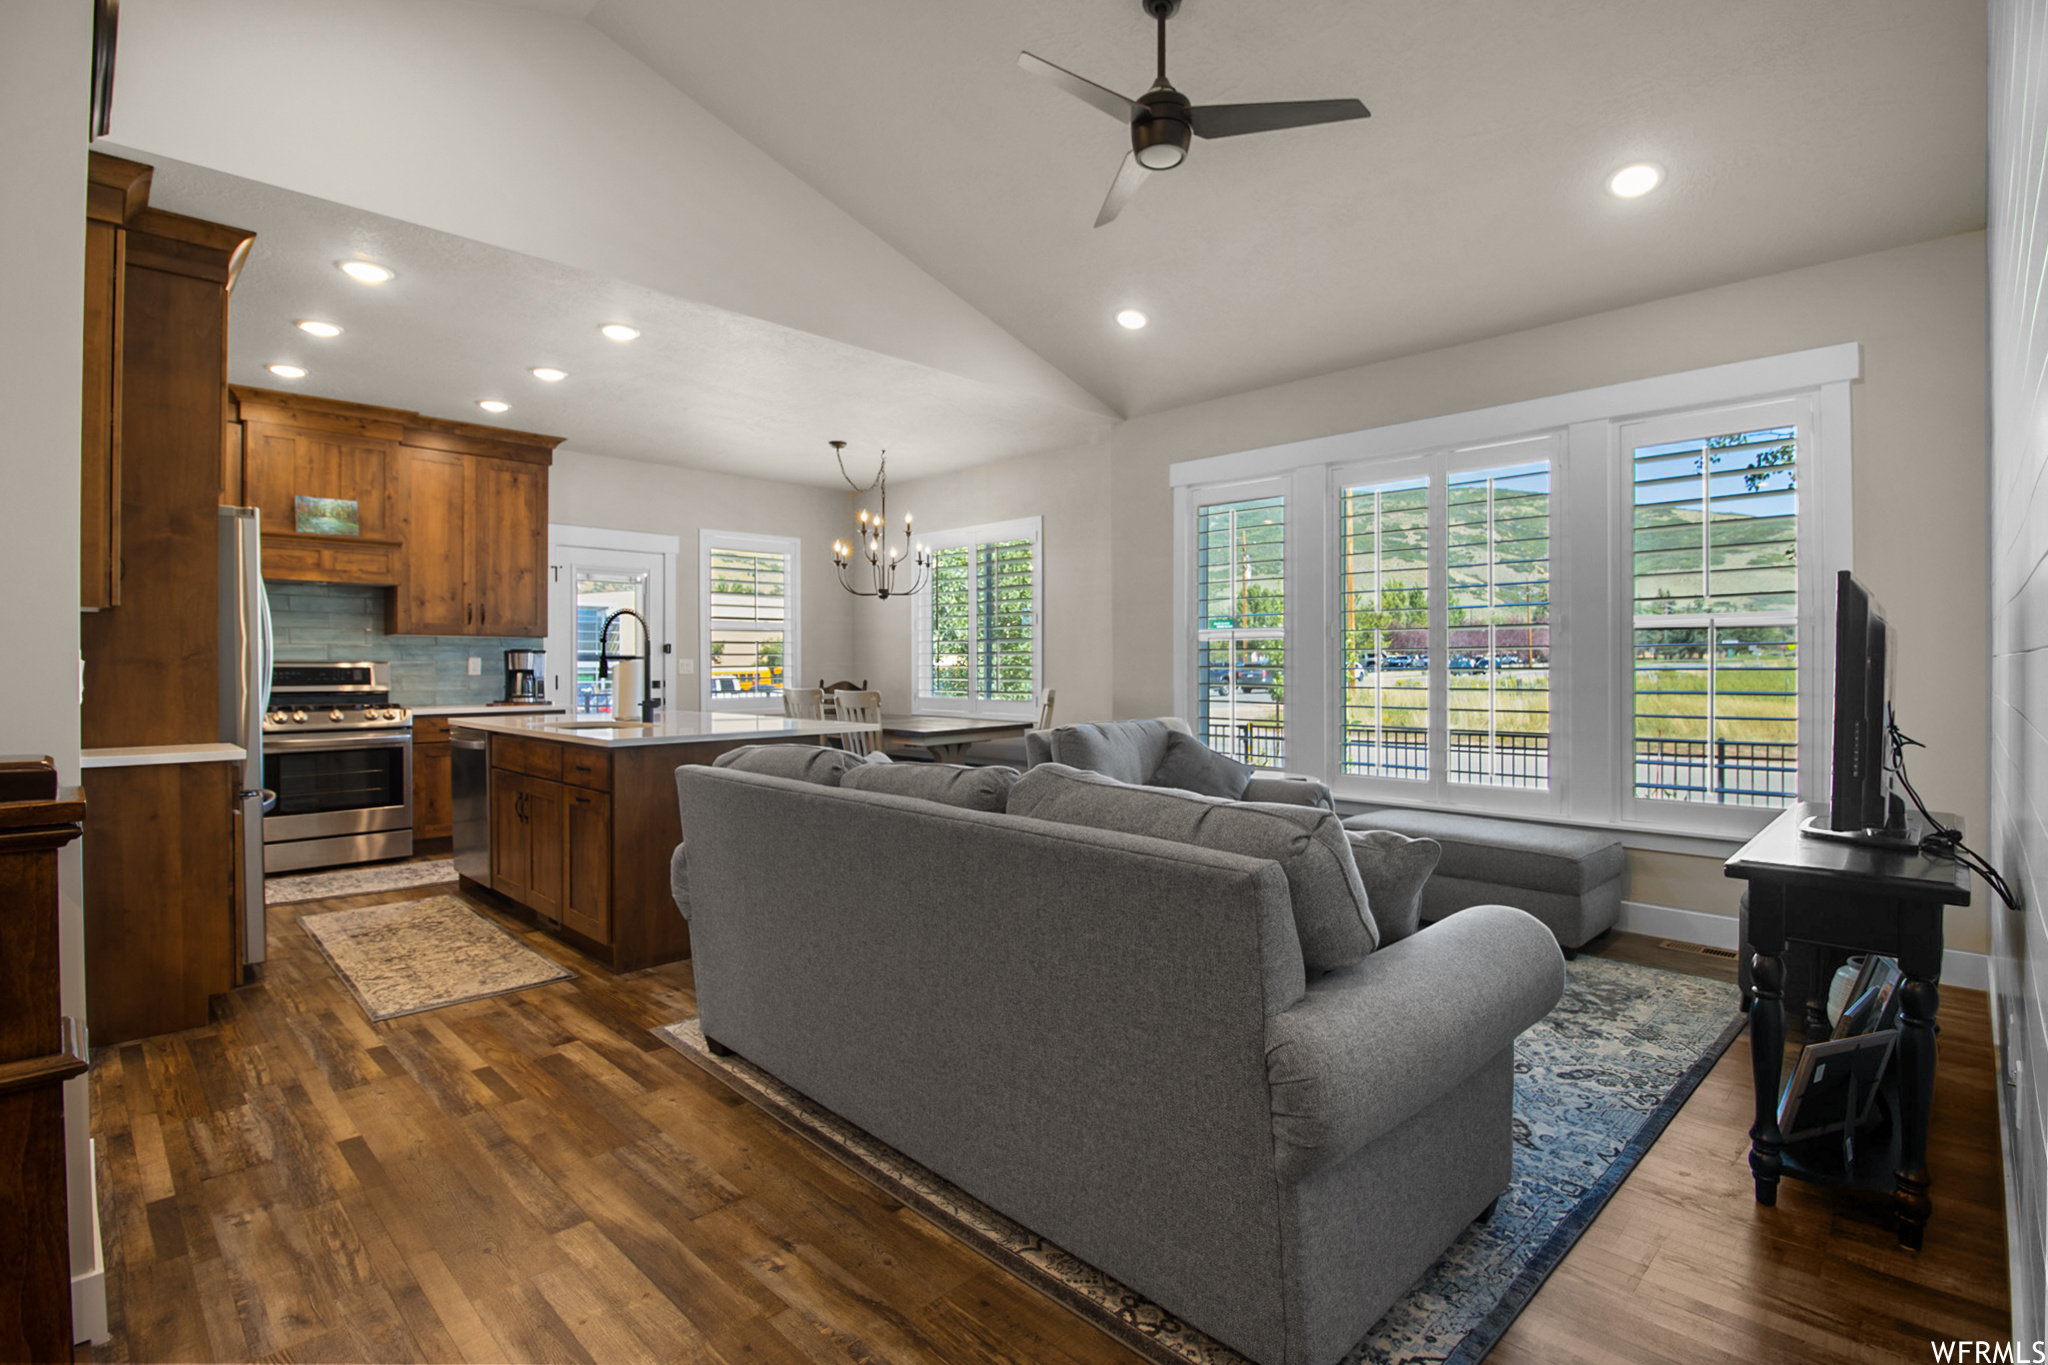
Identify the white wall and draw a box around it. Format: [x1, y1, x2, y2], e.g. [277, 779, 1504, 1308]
[1989, 0, 2048, 1341]
[851, 434, 1115, 725]
[548, 450, 860, 694]
[108, 0, 1110, 419]
[1110, 231, 1990, 951]
[1, 0, 97, 1334]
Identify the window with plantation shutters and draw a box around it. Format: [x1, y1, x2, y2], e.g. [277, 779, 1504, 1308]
[1195, 494, 1287, 767]
[1627, 410, 1800, 807]
[1174, 347, 1848, 839]
[699, 531, 800, 711]
[913, 517, 1042, 718]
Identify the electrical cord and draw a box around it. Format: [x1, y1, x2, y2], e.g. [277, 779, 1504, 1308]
[1888, 721, 2021, 911]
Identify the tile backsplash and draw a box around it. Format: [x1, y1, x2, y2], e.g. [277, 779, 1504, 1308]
[266, 581, 543, 707]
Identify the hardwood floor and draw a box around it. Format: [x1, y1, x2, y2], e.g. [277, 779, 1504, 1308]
[82, 889, 2010, 1364]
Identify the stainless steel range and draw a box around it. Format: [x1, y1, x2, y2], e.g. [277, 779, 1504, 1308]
[261, 662, 413, 872]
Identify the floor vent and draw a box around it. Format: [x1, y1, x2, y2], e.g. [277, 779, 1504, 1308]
[1659, 939, 1740, 961]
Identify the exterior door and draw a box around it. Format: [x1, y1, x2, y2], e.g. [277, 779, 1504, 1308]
[546, 544, 669, 720]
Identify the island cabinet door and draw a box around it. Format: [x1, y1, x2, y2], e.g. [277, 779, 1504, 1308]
[490, 768, 529, 906]
[561, 787, 611, 945]
[523, 777, 565, 926]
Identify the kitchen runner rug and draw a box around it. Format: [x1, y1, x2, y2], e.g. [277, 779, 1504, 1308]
[654, 955, 1743, 1365]
[303, 894, 571, 1022]
[265, 857, 458, 905]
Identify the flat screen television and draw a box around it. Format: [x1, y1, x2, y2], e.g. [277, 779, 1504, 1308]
[1805, 570, 1907, 844]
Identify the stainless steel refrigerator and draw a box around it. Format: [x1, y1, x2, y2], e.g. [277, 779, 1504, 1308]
[218, 506, 274, 966]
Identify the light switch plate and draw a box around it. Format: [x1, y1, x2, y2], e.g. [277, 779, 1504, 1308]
[676, 657, 694, 676]
[467, 657, 482, 676]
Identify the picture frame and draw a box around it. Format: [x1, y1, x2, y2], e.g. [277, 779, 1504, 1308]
[294, 496, 360, 536]
[1778, 1027, 1898, 1144]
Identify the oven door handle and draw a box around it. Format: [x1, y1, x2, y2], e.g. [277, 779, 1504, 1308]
[263, 732, 413, 754]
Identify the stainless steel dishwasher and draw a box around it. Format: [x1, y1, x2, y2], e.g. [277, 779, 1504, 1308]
[451, 727, 491, 888]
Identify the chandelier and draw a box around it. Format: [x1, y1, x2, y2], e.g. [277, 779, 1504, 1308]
[830, 440, 931, 600]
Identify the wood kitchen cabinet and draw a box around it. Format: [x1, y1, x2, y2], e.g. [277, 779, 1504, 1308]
[478, 734, 637, 962]
[79, 153, 256, 748]
[230, 389, 560, 634]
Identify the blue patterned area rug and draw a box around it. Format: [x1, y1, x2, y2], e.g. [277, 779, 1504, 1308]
[654, 955, 1743, 1365]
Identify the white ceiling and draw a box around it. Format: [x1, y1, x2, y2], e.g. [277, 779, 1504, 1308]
[593, 0, 1987, 417]
[134, 156, 1116, 485]
[109, 0, 1986, 480]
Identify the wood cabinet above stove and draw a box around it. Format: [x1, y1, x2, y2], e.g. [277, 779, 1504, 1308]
[229, 388, 561, 634]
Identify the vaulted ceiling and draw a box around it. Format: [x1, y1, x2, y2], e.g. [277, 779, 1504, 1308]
[108, 0, 1986, 483]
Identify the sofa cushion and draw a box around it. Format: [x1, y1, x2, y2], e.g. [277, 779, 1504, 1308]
[1046, 718, 1181, 785]
[1011, 763, 1378, 971]
[669, 842, 692, 920]
[1148, 729, 1255, 800]
[1340, 809, 1625, 894]
[1345, 830, 1440, 945]
[712, 743, 865, 786]
[841, 761, 1022, 813]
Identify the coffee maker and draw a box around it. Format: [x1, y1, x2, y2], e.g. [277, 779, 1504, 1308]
[503, 649, 545, 703]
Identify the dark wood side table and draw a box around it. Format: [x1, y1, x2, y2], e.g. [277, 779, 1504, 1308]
[0, 774, 90, 1360]
[1724, 801, 1971, 1250]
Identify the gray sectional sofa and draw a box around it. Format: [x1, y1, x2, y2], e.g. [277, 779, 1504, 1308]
[672, 751, 1565, 1365]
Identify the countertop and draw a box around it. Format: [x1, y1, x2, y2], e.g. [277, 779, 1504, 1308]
[407, 703, 565, 717]
[82, 743, 246, 769]
[452, 710, 877, 749]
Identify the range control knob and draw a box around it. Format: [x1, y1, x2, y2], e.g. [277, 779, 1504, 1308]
[292, 710, 308, 724]
[330, 709, 344, 722]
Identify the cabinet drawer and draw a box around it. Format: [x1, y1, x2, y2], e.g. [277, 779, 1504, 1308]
[493, 735, 561, 780]
[561, 747, 611, 791]
[414, 716, 453, 744]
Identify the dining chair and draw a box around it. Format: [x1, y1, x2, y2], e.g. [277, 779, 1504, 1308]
[830, 689, 884, 757]
[1036, 688, 1057, 732]
[784, 687, 826, 720]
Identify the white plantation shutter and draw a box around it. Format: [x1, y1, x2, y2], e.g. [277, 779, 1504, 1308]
[913, 518, 1041, 717]
[701, 532, 800, 710]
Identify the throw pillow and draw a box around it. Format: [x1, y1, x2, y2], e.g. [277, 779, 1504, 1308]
[711, 744, 865, 786]
[1009, 763, 1378, 972]
[1046, 719, 1178, 785]
[1148, 728, 1254, 800]
[1345, 829, 1441, 946]
[841, 762, 1022, 813]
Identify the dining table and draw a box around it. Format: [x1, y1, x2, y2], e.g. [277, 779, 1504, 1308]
[879, 714, 1034, 763]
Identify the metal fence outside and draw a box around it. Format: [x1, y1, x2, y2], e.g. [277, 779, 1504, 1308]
[1201, 721, 1796, 806]
[1633, 738, 1797, 806]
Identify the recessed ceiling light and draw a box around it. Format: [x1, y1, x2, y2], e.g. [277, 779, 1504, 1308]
[338, 260, 394, 284]
[1116, 309, 1148, 330]
[267, 364, 306, 379]
[1607, 163, 1663, 199]
[296, 320, 342, 337]
[600, 323, 640, 342]
[530, 367, 567, 382]
[478, 400, 510, 413]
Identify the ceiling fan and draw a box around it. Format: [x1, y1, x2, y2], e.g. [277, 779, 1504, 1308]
[1018, 0, 1370, 227]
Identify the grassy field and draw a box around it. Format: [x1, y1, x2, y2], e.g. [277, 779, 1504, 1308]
[1338, 665, 1795, 743]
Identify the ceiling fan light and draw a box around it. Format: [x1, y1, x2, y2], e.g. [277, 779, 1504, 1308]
[1135, 142, 1185, 171]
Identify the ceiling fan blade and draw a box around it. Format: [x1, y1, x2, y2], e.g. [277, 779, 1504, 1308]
[1190, 99, 1370, 139]
[1018, 51, 1141, 123]
[1095, 151, 1151, 228]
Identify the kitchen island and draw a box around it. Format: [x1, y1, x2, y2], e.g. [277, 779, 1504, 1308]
[451, 711, 875, 969]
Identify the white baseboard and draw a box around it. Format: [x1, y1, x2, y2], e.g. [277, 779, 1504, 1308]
[71, 1137, 107, 1346]
[1616, 899, 1991, 991]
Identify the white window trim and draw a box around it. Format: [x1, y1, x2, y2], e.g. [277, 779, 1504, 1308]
[698, 529, 801, 712]
[1171, 343, 1858, 839]
[912, 516, 1044, 720]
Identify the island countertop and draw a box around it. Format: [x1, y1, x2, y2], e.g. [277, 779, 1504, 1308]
[451, 710, 876, 749]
